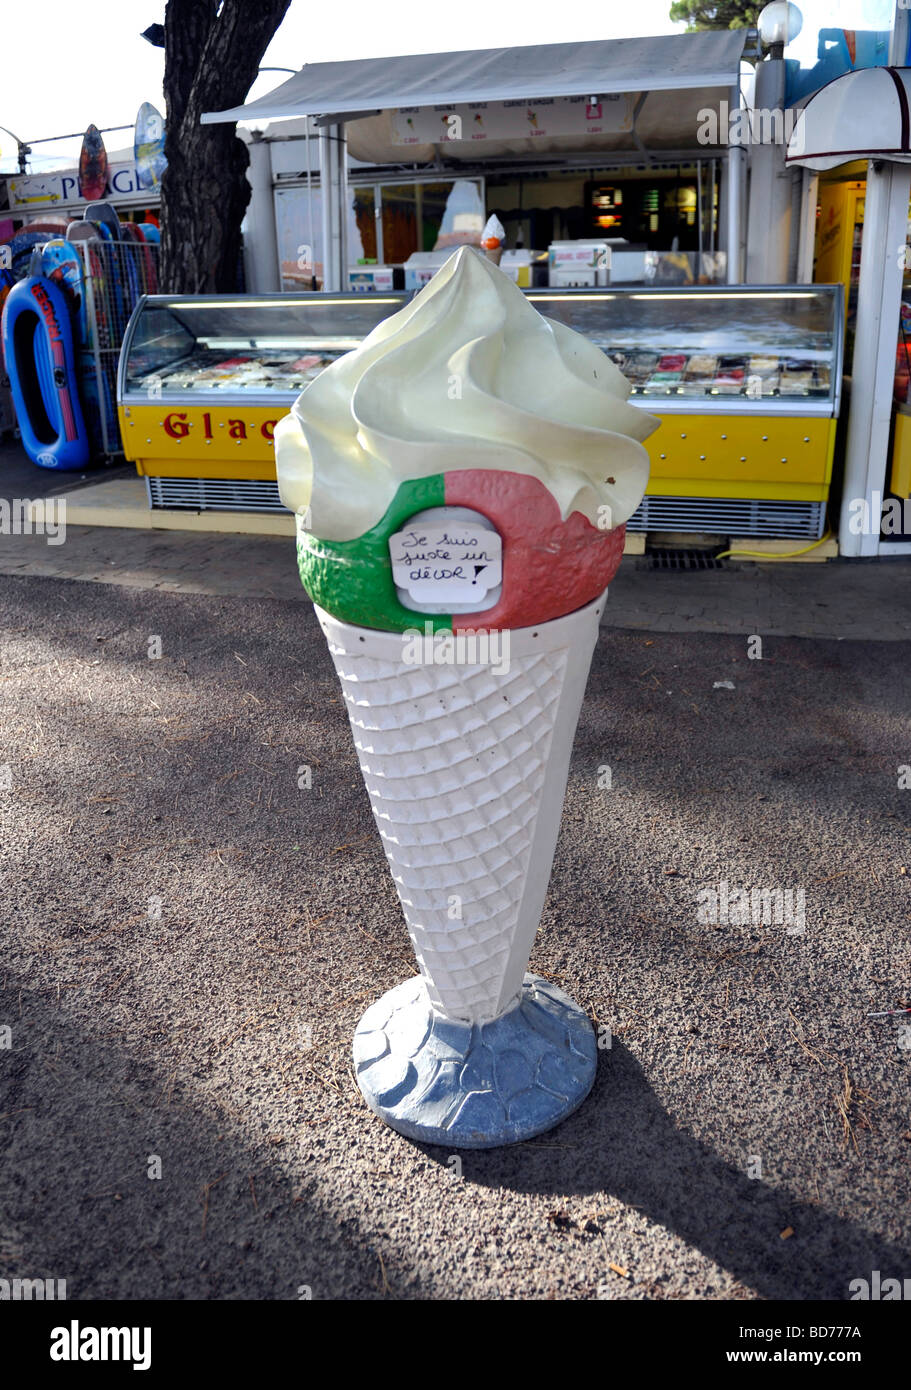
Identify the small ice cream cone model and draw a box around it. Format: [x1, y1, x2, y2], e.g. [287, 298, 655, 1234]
[480, 212, 504, 266]
[276, 246, 658, 1147]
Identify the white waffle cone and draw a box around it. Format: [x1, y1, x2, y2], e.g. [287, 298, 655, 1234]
[315, 594, 604, 1024]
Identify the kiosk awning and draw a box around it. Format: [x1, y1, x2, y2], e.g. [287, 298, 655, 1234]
[786, 65, 911, 171]
[202, 31, 749, 125]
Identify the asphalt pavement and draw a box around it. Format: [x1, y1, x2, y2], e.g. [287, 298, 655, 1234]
[0, 544, 909, 1300]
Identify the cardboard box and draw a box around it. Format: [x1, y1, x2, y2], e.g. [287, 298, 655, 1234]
[403, 251, 452, 291]
[500, 250, 533, 287]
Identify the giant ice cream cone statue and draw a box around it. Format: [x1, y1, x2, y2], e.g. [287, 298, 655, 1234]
[276, 247, 658, 1147]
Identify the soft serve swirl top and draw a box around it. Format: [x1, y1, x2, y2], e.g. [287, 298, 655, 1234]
[275, 245, 659, 542]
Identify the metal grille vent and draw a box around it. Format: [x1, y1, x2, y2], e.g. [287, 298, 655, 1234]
[627, 496, 825, 539]
[146, 476, 286, 512]
[145, 477, 825, 543]
[644, 548, 727, 571]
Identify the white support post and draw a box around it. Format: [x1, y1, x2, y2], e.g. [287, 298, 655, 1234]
[838, 160, 911, 557]
[746, 58, 792, 283]
[337, 123, 348, 288]
[244, 135, 279, 294]
[318, 123, 348, 292]
[717, 157, 729, 259]
[319, 127, 334, 290]
[795, 168, 818, 284]
[726, 84, 746, 283]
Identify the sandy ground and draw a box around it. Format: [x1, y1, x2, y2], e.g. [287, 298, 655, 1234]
[0, 567, 909, 1301]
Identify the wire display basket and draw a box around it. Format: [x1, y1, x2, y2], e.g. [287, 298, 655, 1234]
[72, 235, 158, 457]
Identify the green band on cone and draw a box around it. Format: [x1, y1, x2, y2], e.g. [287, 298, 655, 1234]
[296, 474, 451, 632]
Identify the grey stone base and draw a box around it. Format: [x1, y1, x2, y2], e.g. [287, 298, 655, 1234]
[353, 973, 597, 1149]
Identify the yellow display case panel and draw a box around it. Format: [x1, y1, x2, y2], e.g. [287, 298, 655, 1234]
[120, 403, 291, 479]
[891, 408, 911, 500]
[121, 402, 835, 501]
[644, 415, 836, 501]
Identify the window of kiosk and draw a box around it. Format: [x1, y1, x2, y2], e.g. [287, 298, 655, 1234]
[275, 178, 484, 285]
[275, 185, 324, 291]
[349, 187, 378, 263]
[486, 165, 721, 260]
[376, 180, 483, 262]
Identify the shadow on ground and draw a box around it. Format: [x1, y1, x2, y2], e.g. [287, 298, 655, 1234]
[1, 573, 909, 1300]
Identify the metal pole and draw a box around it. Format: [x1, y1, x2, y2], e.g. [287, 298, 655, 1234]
[318, 123, 347, 292]
[726, 84, 746, 283]
[318, 127, 334, 291]
[696, 158, 703, 274]
[338, 123, 348, 286]
[374, 182, 384, 265]
[245, 135, 279, 293]
[838, 160, 911, 557]
[306, 118, 315, 289]
[746, 56, 791, 283]
[710, 159, 716, 257]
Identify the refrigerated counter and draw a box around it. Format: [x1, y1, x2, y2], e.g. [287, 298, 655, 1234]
[528, 284, 844, 539]
[117, 292, 408, 510]
[119, 284, 843, 538]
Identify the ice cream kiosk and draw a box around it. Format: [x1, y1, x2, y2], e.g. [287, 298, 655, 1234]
[117, 293, 407, 508]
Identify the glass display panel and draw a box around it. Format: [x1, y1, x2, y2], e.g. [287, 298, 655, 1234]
[528, 287, 840, 402]
[122, 293, 407, 397]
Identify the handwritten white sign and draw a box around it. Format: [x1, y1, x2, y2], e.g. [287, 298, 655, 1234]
[389, 522, 503, 607]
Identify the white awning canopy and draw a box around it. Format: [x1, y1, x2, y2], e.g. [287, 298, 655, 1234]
[786, 65, 911, 171]
[202, 31, 749, 125]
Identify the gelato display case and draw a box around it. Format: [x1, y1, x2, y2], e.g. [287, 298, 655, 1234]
[117, 293, 408, 508]
[527, 284, 844, 538]
[119, 282, 843, 540]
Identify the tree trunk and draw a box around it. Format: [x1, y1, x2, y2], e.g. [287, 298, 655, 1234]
[160, 0, 291, 293]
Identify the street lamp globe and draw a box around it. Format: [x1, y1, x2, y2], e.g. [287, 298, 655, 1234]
[757, 2, 803, 58]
